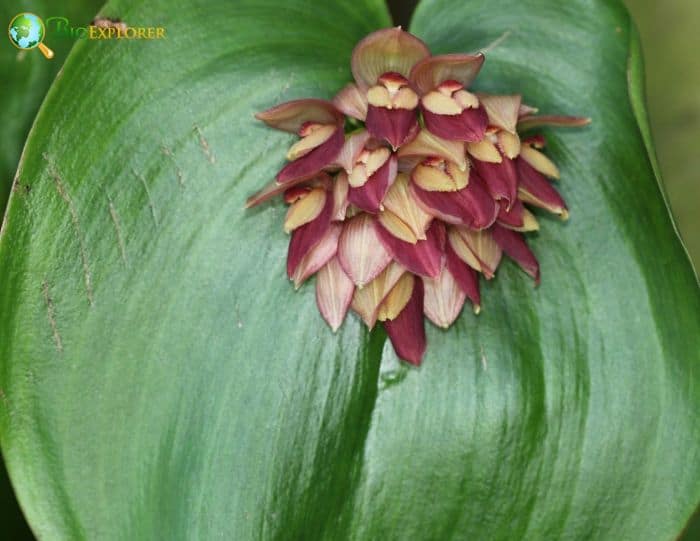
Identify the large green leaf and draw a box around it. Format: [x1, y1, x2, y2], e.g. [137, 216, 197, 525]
[0, 1, 698, 540]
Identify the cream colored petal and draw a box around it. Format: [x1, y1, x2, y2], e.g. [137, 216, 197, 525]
[316, 256, 354, 332]
[422, 269, 466, 328]
[338, 214, 392, 287]
[332, 172, 350, 221]
[520, 145, 560, 179]
[497, 130, 521, 159]
[397, 130, 467, 170]
[378, 211, 418, 244]
[447, 226, 502, 279]
[351, 262, 406, 327]
[479, 94, 522, 133]
[286, 124, 337, 161]
[377, 273, 415, 321]
[283, 188, 327, 233]
[422, 91, 462, 115]
[467, 139, 502, 163]
[382, 173, 432, 240]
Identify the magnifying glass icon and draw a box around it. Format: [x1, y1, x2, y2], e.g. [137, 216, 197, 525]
[8, 13, 54, 59]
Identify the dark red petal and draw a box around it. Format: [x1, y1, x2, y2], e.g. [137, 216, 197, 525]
[445, 240, 481, 307]
[348, 155, 397, 213]
[472, 155, 518, 208]
[516, 157, 568, 213]
[496, 199, 525, 228]
[286, 191, 333, 278]
[491, 224, 540, 284]
[422, 105, 488, 142]
[277, 127, 345, 184]
[384, 279, 426, 365]
[410, 174, 497, 229]
[365, 105, 418, 150]
[375, 219, 445, 278]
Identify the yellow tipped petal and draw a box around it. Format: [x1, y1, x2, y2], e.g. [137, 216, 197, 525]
[467, 139, 502, 163]
[351, 262, 406, 327]
[285, 124, 336, 161]
[413, 160, 468, 192]
[378, 210, 418, 244]
[377, 273, 415, 321]
[365, 147, 392, 177]
[382, 173, 432, 240]
[348, 163, 368, 187]
[422, 91, 463, 115]
[497, 130, 521, 159]
[283, 188, 327, 233]
[521, 145, 560, 179]
[447, 226, 502, 279]
[521, 208, 540, 231]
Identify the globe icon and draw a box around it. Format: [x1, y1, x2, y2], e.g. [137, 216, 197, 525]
[8, 12, 53, 58]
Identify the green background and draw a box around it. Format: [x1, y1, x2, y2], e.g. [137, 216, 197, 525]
[0, 0, 698, 539]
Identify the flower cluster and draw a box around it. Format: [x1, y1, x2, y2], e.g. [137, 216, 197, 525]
[247, 28, 588, 365]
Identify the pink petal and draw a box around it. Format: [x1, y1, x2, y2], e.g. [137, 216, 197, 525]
[287, 192, 333, 279]
[316, 256, 354, 331]
[256, 99, 342, 133]
[365, 105, 418, 150]
[290, 223, 342, 288]
[338, 214, 393, 287]
[445, 241, 481, 308]
[351, 27, 431, 91]
[478, 94, 521, 133]
[332, 172, 350, 221]
[410, 174, 498, 229]
[332, 130, 371, 173]
[422, 106, 488, 142]
[422, 267, 467, 328]
[516, 157, 568, 217]
[491, 224, 540, 284]
[384, 278, 426, 365]
[348, 154, 397, 213]
[409, 53, 485, 95]
[517, 115, 591, 131]
[277, 127, 345, 184]
[375, 219, 445, 278]
[471, 155, 518, 208]
[333, 83, 368, 121]
[397, 129, 467, 170]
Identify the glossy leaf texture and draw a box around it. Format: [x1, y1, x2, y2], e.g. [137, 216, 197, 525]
[0, 2, 699, 541]
[0, 0, 105, 214]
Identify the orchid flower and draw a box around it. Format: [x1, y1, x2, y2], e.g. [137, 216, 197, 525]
[247, 27, 589, 365]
